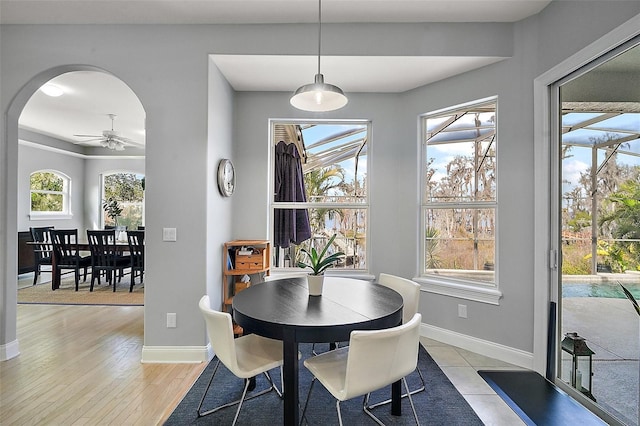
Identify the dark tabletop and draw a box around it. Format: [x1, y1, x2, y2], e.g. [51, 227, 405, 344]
[232, 276, 404, 343]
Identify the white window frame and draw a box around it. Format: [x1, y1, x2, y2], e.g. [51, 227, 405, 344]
[415, 97, 502, 305]
[268, 119, 372, 279]
[100, 171, 145, 229]
[29, 169, 72, 220]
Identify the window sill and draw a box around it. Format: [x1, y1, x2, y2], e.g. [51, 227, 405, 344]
[269, 269, 375, 282]
[29, 213, 72, 221]
[413, 276, 502, 305]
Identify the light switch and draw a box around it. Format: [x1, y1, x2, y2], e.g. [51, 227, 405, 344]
[167, 313, 177, 328]
[163, 227, 177, 241]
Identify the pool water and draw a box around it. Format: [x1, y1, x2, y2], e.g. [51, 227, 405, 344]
[562, 281, 640, 299]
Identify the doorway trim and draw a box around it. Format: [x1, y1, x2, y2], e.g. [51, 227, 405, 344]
[532, 12, 640, 377]
[1, 64, 140, 361]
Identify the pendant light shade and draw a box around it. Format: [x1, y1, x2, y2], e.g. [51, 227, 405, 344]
[290, 0, 347, 112]
[290, 73, 347, 112]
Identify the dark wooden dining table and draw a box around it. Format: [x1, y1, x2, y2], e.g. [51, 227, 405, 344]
[44, 240, 131, 290]
[232, 276, 404, 426]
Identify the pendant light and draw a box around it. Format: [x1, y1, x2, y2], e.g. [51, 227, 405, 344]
[290, 0, 348, 112]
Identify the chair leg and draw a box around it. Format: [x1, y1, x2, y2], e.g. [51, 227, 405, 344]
[32, 265, 39, 285]
[197, 358, 281, 423]
[364, 365, 425, 410]
[311, 342, 339, 356]
[230, 376, 251, 426]
[299, 377, 317, 426]
[363, 377, 420, 426]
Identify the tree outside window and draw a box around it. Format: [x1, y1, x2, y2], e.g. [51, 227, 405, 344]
[102, 173, 145, 229]
[271, 122, 369, 271]
[30, 171, 68, 213]
[421, 98, 497, 284]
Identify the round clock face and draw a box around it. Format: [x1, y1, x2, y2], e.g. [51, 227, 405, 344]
[217, 159, 235, 197]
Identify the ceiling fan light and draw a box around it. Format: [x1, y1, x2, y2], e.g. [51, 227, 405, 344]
[115, 142, 125, 151]
[40, 83, 64, 97]
[290, 74, 348, 112]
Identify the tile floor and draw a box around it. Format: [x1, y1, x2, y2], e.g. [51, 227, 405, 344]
[421, 336, 527, 425]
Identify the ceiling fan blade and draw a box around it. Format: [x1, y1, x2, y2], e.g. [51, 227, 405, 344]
[76, 137, 104, 143]
[74, 134, 102, 138]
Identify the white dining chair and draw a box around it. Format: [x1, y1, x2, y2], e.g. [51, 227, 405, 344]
[366, 273, 426, 411]
[301, 313, 422, 426]
[197, 295, 284, 425]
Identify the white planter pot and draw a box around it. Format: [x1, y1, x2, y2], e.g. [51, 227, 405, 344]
[307, 274, 324, 296]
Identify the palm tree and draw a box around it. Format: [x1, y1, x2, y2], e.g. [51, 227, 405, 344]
[303, 166, 346, 233]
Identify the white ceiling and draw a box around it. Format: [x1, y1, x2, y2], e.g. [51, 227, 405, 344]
[0, 1, 552, 24]
[11, 0, 553, 150]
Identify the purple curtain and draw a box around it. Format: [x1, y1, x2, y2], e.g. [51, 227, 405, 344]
[274, 141, 311, 249]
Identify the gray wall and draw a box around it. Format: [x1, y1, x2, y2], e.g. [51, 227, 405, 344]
[2, 1, 640, 361]
[17, 142, 145, 232]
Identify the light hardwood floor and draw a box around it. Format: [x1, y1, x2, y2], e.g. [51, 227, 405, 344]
[3, 303, 523, 425]
[1, 304, 205, 426]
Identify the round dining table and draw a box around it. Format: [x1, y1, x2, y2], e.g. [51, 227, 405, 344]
[232, 276, 404, 426]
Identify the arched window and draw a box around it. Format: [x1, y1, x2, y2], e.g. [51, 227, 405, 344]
[30, 170, 71, 218]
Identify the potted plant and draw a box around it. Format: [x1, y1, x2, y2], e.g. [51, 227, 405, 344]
[297, 234, 345, 296]
[102, 197, 122, 226]
[102, 198, 126, 240]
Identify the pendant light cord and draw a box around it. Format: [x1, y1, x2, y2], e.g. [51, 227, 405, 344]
[317, 0, 322, 76]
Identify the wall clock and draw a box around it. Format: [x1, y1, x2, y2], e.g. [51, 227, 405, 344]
[217, 159, 235, 197]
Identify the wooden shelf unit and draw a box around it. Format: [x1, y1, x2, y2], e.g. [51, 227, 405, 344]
[222, 240, 270, 333]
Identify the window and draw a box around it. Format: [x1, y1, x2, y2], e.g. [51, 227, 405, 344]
[30, 170, 71, 219]
[420, 98, 501, 303]
[101, 172, 145, 229]
[270, 121, 369, 274]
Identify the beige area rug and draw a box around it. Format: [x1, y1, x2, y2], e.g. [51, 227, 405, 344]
[18, 274, 144, 306]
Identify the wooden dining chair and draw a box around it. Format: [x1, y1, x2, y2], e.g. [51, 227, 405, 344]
[126, 230, 144, 291]
[50, 229, 92, 291]
[29, 226, 54, 285]
[301, 313, 422, 426]
[87, 230, 130, 292]
[197, 295, 283, 425]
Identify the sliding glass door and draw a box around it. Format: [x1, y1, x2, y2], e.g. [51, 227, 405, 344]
[556, 38, 640, 425]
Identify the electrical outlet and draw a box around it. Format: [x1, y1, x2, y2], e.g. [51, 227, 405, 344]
[458, 304, 468, 319]
[167, 313, 177, 328]
[163, 228, 177, 242]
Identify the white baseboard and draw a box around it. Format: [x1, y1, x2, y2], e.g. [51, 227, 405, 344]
[421, 323, 534, 370]
[0, 339, 20, 361]
[141, 344, 211, 363]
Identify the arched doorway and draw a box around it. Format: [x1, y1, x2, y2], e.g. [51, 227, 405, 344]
[1, 65, 145, 361]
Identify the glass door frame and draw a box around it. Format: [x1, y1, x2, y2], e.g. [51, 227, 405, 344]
[533, 13, 640, 426]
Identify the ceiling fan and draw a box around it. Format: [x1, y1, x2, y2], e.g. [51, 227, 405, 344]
[73, 113, 141, 151]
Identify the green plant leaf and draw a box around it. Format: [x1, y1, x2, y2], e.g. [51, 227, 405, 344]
[619, 282, 640, 317]
[297, 234, 345, 274]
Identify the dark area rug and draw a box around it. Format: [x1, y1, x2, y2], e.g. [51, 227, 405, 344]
[165, 343, 483, 425]
[479, 370, 607, 426]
